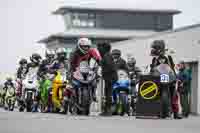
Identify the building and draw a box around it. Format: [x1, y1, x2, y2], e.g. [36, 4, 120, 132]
[112, 23, 200, 114]
[38, 6, 181, 53]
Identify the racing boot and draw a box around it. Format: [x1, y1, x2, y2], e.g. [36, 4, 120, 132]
[174, 112, 182, 119]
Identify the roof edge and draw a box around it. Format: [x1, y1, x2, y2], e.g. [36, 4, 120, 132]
[52, 6, 181, 15]
[111, 23, 200, 45]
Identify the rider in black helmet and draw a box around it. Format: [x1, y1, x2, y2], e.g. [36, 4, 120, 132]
[150, 40, 169, 72]
[150, 40, 182, 119]
[111, 49, 128, 72]
[29, 53, 42, 67]
[17, 58, 28, 79]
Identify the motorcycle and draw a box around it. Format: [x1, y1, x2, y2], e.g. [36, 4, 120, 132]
[15, 79, 23, 107]
[153, 63, 176, 118]
[128, 71, 138, 116]
[4, 85, 16, 111]
[72, 58, 98, 115]
[112, 69, 131, 116]
[62, 83, 75, 114]
[52, 68, 67, 113]
[39, 73, 53, 112]
[22, 67, 39, 112]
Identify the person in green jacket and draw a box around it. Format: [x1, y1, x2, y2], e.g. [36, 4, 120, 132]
[178, 61, 192, 117]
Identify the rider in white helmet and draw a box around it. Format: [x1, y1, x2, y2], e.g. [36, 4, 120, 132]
[70, 37, 102, 102]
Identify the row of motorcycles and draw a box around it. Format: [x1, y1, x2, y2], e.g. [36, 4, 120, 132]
[0, 57, 138, 116]
[0, 58, 177, 118]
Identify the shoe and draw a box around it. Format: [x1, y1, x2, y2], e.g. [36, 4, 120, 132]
[174, 113, 182, 119]
[59, 107, 65, 113]
[99, 112, 106, 116]
[99, 112, 112, 116]
[92, 96, 98, 102]
[112, 112, 118, 115]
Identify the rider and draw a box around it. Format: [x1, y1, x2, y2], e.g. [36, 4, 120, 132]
[70, 37, 102, 102]
[111, 49, 129, 115]
[38, 49, 56, 112]
[127, 56, 142, 115]
[127, 56, 141, 81]
[3, 77, 16, 108]
[150, 40, 182, 119]
[38, 49, 56, 79]
[111, 49, 128, 71]
[16, 58, 28, 98]
[26, 53, 42, 112]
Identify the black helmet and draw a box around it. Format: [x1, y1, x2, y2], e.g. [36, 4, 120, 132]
[178, 60, 186, 71]
[127, 56, 136, 67]
[19, 58, 27, 65]
[150, 40, 166, 56]
[111, 49, 121, 61]
[111, 49, 121, 56]
[30, 53, 42, 63]
[6, 77, 13, 82]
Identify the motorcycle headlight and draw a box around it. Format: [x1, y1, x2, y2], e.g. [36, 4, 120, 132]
[80, 66, 90, 74]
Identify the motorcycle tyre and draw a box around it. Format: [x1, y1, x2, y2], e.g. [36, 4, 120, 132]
[161, 88, 170, 119]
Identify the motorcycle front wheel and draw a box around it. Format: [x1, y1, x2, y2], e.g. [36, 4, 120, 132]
[161, 87, 170, 118]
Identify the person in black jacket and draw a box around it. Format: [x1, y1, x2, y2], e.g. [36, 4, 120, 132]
[97, 42, 117, 116]
[150, 40, 182, 119]
[17, 58, 28, 80]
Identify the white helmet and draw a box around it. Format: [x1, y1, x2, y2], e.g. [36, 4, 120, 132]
[45, 49, 55, 58]
[56, 48, 66, 54]
[77, 38, 92, 54]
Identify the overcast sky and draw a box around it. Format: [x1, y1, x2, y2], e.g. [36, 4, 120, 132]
[0, 0, 200, 80]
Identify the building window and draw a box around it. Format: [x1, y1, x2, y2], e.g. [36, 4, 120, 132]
[71, 13, 96, 28]
[155, 15, 172, 31]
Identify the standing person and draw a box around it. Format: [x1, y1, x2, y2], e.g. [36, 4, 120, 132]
[178, 61, 191, 117]
[97, 42, 117, 116]
[185, 63, 192, 116]
[150, 40, 182, 119]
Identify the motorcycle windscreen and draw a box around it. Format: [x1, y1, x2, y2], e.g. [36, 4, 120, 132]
[79, 61, 90, 73]
[117, 69, 129, 80]
[25, 67, 39, 82]
[6, 86, 15, 96]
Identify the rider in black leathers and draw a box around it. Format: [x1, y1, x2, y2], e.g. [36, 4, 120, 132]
[127, 56, 142, 115]
[150, 40, 182, 119]
[111, 49, 129, 115]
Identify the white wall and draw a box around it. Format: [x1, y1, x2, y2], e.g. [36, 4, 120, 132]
[112, 26, 200, 69]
